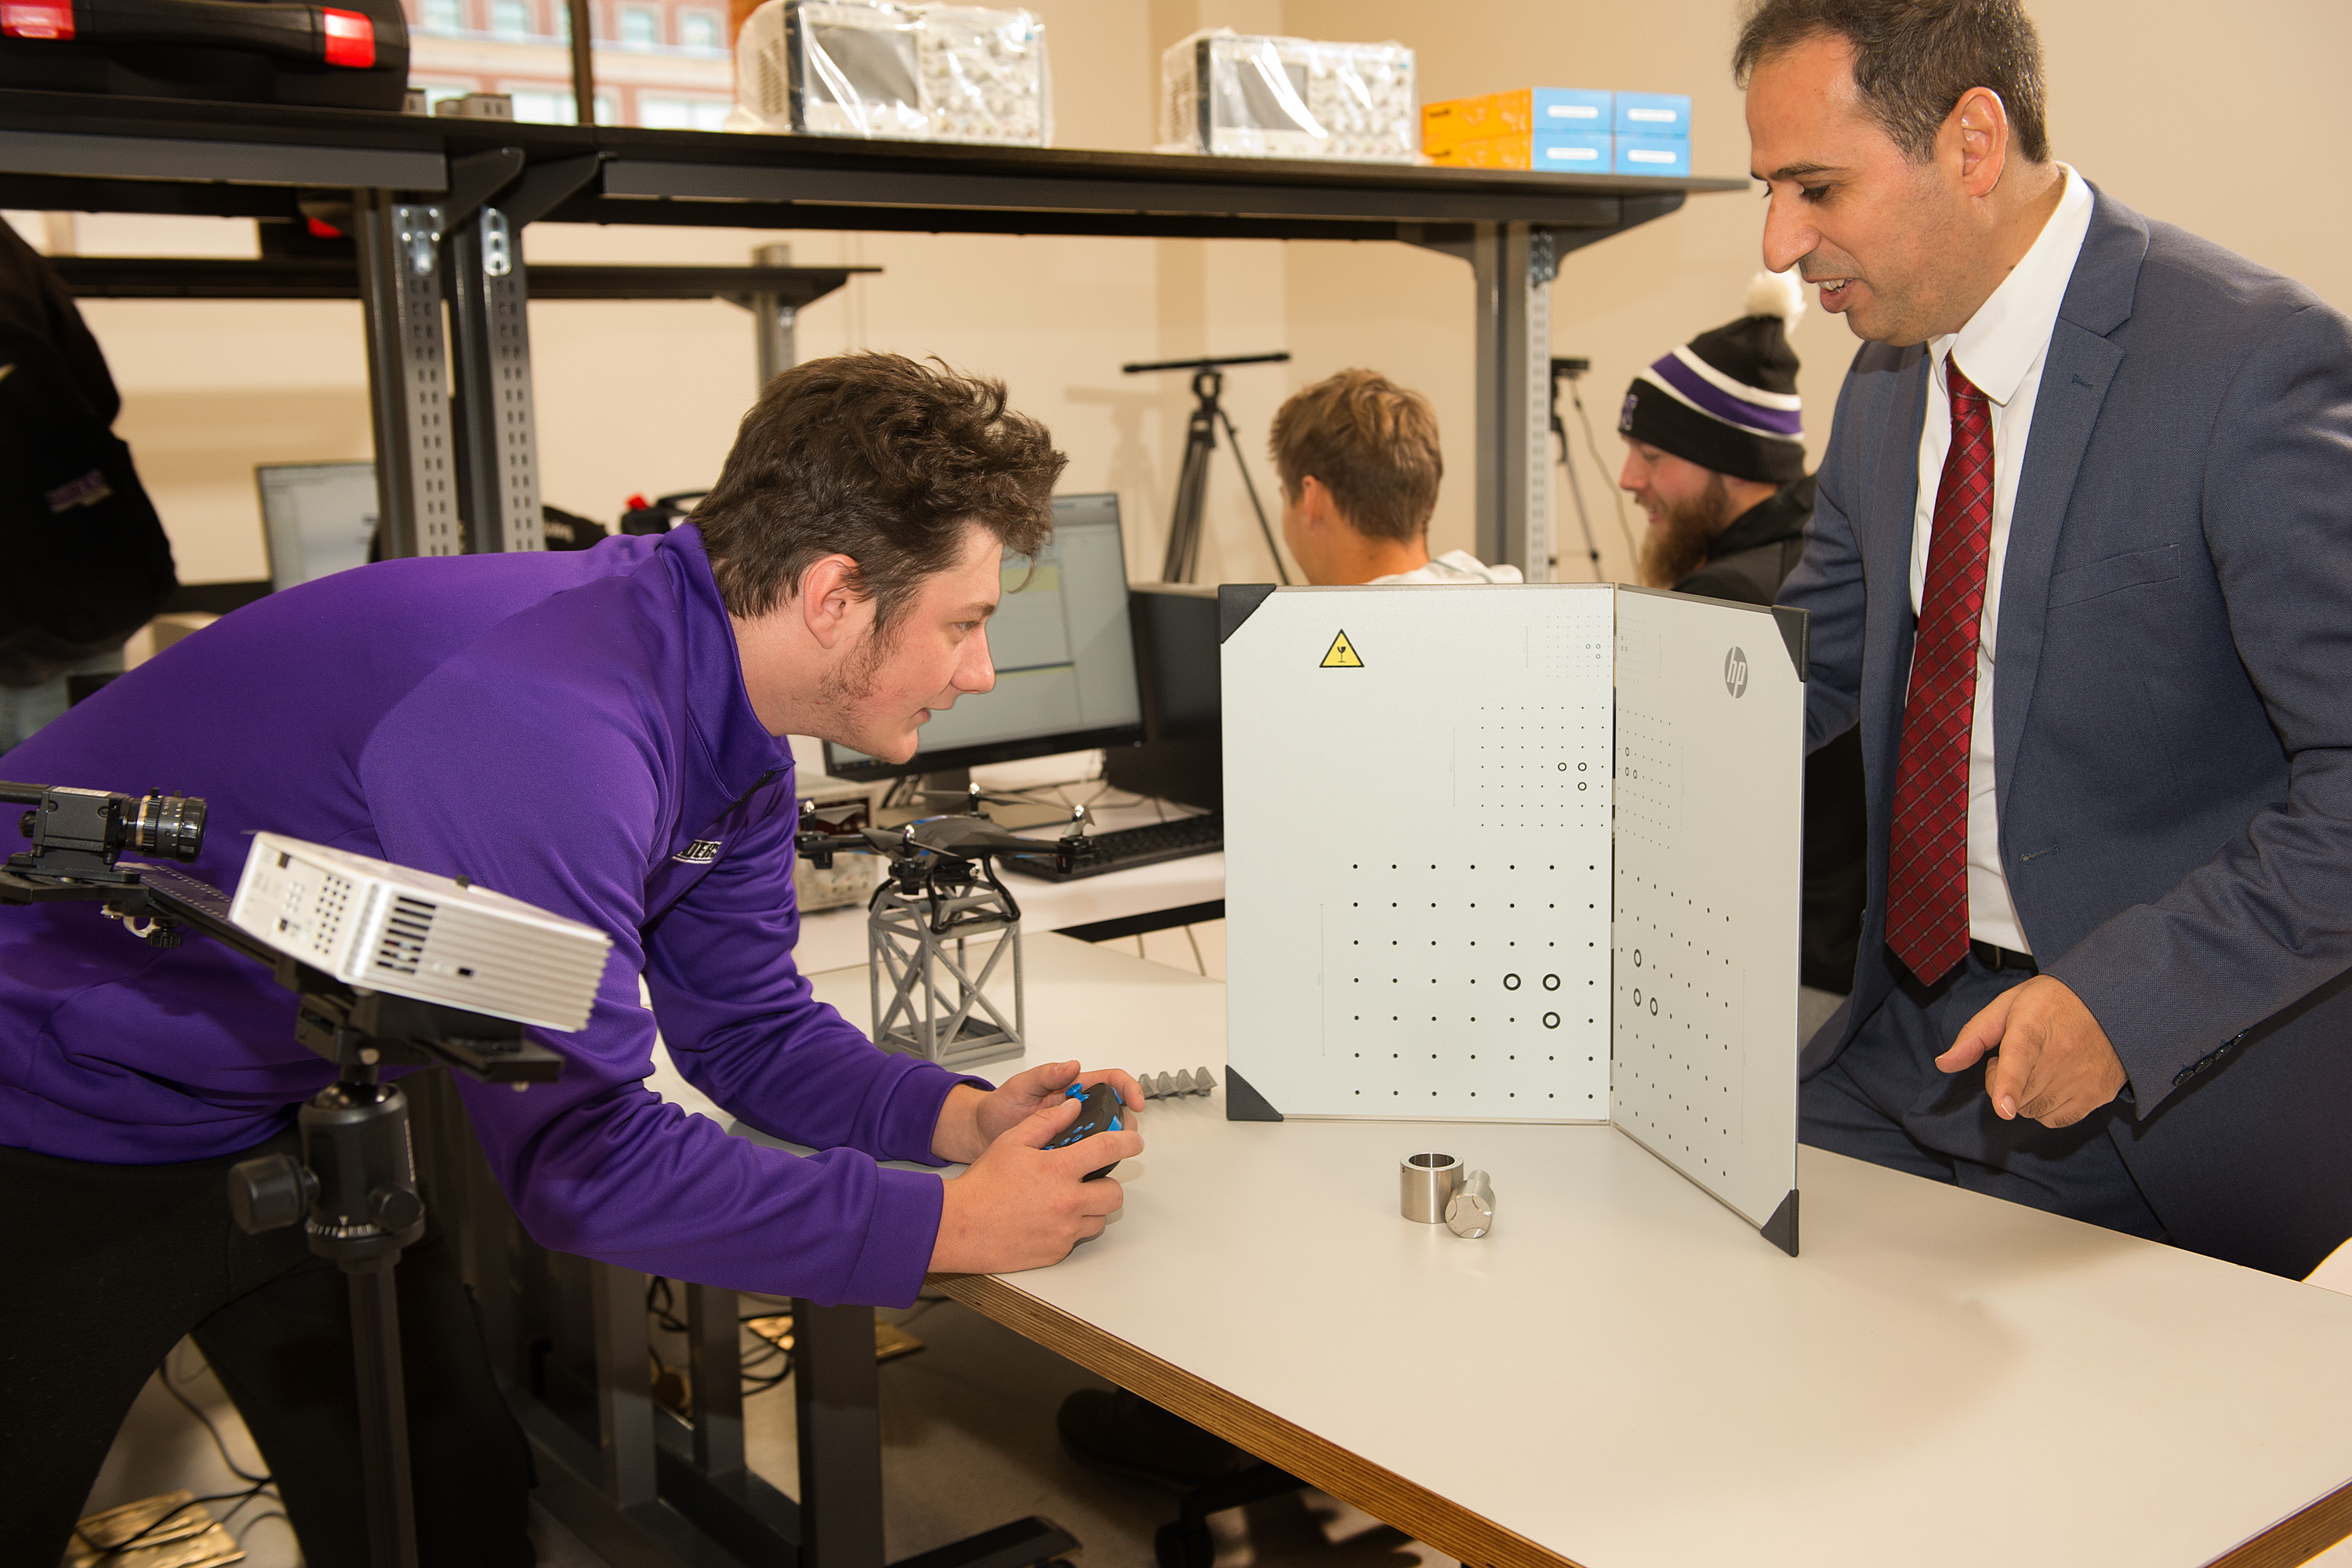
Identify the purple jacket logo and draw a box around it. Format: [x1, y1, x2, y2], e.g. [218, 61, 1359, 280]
[673, 839, 724, 865]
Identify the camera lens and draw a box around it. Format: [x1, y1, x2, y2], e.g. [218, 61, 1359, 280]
[129, 792, 206, 862]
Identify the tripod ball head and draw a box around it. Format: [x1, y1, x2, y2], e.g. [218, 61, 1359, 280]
[230, 1152, 318, 1235]
[227, 1078, 427, 1262]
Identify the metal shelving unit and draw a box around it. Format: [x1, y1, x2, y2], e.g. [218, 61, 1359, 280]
[0, 84, 1746, 1568]
[0, 87, 1744, 576]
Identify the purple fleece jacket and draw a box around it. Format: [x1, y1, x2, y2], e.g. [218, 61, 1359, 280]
[0, 526, 970, 1305]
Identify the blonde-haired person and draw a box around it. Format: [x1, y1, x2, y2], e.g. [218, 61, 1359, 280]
[1268, 368, 1520, 585]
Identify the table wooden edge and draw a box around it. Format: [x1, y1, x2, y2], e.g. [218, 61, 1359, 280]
[930, 1272, 1582, 1568]
[929, 1274, 2352, 1568]
[2216, 1479, 2352, 1568]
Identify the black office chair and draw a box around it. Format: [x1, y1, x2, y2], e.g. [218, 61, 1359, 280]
[1153, 1462, 1308, 1568]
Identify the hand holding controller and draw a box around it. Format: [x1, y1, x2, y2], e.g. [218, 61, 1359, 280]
[1041, 1081, 1127, 1181]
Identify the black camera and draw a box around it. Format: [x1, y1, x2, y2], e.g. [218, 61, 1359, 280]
[3, 781, 206, 877]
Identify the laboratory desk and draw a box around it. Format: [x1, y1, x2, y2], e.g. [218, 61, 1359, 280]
[795, 935, 2352, 1568]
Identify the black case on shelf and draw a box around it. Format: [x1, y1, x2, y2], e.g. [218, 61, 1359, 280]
[0, 0, 409, 110]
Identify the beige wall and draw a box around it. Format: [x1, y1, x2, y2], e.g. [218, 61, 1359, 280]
[17, 0, 2352, 587]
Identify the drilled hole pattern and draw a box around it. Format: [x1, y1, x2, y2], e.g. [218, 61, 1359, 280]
[1322, 855, 1610, 1116]
[1611, 876, 1744, 1173]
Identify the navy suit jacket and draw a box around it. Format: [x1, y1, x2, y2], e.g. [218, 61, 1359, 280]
[1780, 184, 2352, 1278]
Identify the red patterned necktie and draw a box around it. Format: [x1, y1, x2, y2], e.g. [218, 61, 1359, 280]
[1884, 360, 1996, 985]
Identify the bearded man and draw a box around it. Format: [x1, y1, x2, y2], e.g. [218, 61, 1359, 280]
[1618, 275, 1867, 1029]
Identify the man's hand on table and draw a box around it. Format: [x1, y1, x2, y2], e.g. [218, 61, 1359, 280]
[928, 1061, 1146, 1274]
[1936, 975, 2129, 1128]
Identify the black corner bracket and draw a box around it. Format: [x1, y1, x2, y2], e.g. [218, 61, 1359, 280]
[1218, 583, 1278, 644]
[1760, 1189, 1799, 1256]
[1222, 1067, 1283, 1121]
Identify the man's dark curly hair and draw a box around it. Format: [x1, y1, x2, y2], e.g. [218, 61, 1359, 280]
[695, 352, 1067, 635]
[1733, 0, 2051, 165]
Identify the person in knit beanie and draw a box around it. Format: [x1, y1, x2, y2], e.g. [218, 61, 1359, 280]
[1619, 270, 1864, 1023]
[1617, 267, 1813, 597]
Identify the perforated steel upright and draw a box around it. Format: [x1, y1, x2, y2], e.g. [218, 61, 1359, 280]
[356, 192, 460, 560]
[448, 203, 546, 554]
[1475, 223, 1558, 583]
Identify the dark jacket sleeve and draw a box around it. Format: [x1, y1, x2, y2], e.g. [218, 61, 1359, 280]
[0, 220, 118, 423]
[0, 328, 176, 687]
[2045, 301, 2352, 1108]
[1671, 558, 1770, 608]
[1774, 363, 1871, 757]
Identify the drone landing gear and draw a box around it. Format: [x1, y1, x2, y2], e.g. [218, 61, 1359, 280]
[869, 872, 1026, 1073]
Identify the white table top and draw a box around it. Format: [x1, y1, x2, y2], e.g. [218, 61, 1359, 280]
[788, 934, 2352, 1568]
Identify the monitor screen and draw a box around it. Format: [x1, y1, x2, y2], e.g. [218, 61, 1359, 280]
[1127, 583, 1220, 741]
[257, 462, 377, 592]
[1102, 581, 1222, 810]
[823, 493, 1143, 780]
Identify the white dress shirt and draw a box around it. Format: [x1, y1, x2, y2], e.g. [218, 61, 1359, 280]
[1907, 164, 2095, 954]
[1369, 549, 1524, 585]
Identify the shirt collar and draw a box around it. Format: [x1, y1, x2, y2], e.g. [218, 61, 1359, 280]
[659, 523, 791, 802]
[1932, 162, 2096, 406]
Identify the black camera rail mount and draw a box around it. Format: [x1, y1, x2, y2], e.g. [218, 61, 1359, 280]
[1, 780, 562, 1568]
[1121, 350, 1294, 586]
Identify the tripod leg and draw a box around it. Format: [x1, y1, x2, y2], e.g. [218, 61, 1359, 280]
[1163, 419, 1214, 583]
[347, 1261, 421, 1568]
[1214, 405, 1291, 586]
[1556, 443, 1606, 582]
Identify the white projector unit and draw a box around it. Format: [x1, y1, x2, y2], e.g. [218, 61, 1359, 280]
[229, 833, 612, 1033]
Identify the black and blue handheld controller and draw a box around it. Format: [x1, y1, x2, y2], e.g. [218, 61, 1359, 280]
[1043, 1081, 1125, 1181]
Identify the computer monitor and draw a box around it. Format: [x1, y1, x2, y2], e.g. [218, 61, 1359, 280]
[257, 461, 377, 592]
[1104, 582, 1221, 810]
[822, 493, 1144, 782]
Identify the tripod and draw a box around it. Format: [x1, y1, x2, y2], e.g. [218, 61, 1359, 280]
[1549, 355, 1642, 583]
[226, 1014, 434, 1568]
[1123, 352, 1292, 585]
[0, 784, 560, 1568]
[1548, 356, 1606, 582]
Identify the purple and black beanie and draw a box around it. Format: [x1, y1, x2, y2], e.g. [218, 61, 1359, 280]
[1619, 270, 1807, 485]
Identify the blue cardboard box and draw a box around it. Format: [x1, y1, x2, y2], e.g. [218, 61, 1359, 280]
[1614, 92, 1691, 139]
[1614, 135, 1690, 176]
[1533, 132, 1611, 170]
[1530, 88, 1612, 131]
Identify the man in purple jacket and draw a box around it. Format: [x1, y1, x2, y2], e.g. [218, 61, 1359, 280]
[0, 353, 1144, 1563]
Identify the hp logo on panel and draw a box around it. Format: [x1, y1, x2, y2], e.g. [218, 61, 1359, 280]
[1723, 646, 1748, 699]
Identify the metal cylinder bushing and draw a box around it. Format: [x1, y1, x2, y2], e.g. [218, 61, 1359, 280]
[1399, 1152, 1462, 1223]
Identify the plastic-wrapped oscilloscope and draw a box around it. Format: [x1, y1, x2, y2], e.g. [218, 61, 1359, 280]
[730, 0, 1051, 147]
[1159, 28, 1417, 163]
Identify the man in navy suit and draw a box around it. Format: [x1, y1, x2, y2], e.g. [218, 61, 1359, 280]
[1740, 0, 2352, 1278]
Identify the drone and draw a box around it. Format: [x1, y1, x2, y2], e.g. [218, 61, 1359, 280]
[795, 796, 1094, 936]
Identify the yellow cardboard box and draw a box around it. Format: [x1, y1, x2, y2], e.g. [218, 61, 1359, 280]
[1421, 89, 1534, 155]
[1428, 134, 1531, 169]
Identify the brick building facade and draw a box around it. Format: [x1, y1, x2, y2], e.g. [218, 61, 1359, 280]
[402, 0, 738, 129]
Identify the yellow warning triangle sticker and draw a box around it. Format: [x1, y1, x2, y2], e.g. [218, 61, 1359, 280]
[1319, 630, 1363, 668]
